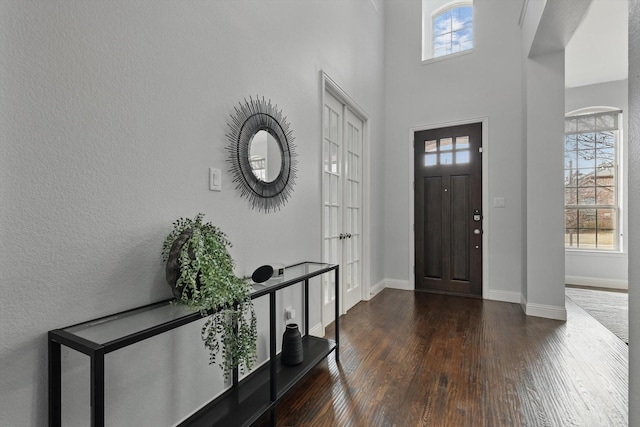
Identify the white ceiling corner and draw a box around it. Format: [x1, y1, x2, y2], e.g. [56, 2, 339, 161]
[565, 0, 628, 88]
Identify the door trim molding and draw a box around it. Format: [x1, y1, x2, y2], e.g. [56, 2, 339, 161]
[408, 116, 490, 299]
[320, 71, 371, 314]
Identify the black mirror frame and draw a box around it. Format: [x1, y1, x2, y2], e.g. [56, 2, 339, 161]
[226, 96, 297, 212]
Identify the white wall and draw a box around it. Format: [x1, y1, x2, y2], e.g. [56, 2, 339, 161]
[384, 0, 524, 302]
[517, 0, 593, 319]
[524, 50, 566, 318]
[628, 0, 639, 422]
[0, 1, 385, 426]
[565, 80, 629, 289]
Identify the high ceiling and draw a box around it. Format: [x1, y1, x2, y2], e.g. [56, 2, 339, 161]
[565, 0, 628, 88]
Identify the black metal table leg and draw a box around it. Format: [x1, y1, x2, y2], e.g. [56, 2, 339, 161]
[48, 334, 62, 427]
[269, 291, 277, 400]
[304, 279, 309, 336]
[91, 348, 105, 427]
[335, 266, 340, 361]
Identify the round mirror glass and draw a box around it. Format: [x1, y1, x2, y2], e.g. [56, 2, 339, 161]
[249, 130, 282, 183]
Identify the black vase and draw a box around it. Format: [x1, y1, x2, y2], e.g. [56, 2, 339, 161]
[281, 323, 303, 366]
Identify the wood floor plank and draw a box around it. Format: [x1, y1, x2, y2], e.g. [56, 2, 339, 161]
[256, 289, 628, 426]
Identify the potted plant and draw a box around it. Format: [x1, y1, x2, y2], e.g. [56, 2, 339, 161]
[161, 213, 257, 378]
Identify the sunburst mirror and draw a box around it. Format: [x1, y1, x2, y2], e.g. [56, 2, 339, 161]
[226, 96, 297, 212]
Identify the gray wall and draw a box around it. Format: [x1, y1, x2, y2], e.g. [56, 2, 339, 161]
[0, 1, 385, 425]
[384, 0, 525, 302]
[565, 80, 629, 289]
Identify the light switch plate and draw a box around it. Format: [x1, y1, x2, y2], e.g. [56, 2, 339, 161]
[209, 168, 221, 191]
[493, 197, 505, 208]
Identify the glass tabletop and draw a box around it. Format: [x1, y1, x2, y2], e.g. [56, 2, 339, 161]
[250, 262, 334, 293]
[59, 262, 335, 347]
[64, 301, 196, 345]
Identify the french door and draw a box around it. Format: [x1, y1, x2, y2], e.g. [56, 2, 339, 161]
[414, 123, 483, 297]
[322, 91, 363, 325]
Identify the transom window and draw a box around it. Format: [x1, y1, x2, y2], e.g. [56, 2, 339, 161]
[424, 135, 470, 166]
[432, 4, 473, 58]
[564, 110, 620, 250]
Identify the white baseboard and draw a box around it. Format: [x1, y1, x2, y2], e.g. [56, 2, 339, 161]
[384, 278, 412, 291]
[366, 280, 567, 321]
[485, 289, 521, 304]
[520, 295, 527, 314]
[566, 275, 628, 290]
[525, 302, 567, 321]
[369, 279, 386, 298]
[309, 322, 324, 338]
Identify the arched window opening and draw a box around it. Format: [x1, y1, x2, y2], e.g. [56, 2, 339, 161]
[422, 1, 473, 62]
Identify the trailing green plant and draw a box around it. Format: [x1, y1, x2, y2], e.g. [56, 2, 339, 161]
[162, 213, 257, 378]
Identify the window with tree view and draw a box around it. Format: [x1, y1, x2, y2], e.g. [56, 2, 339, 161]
[564, 111, 620, 250]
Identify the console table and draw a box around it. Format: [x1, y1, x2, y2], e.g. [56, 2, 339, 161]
[49, 262, 339, 427]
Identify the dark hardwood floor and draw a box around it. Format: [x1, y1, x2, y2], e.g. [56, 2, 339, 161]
[257, 289, 628, 427]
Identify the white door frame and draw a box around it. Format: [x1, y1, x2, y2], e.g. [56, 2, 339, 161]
[320, 71, 372, 319]
[408, 117, 490, 299]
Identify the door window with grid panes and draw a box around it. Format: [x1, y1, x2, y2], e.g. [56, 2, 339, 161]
[564, 111, 620, 250]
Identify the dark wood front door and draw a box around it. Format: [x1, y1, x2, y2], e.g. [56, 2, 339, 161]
[414, 123, 482, 297]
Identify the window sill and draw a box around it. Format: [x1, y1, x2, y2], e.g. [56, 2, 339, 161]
[421, 49, 473, 66]
[565, 249, 625, 258]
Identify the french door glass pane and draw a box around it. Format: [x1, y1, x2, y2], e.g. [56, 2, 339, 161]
[331, 207, 338, 236]
[330, 174, 338, 204]
[331, 143, 339, 173]
[324, 106, 330, 135]
[324, 206, 330, 234]
[323, 173, 330, 204]
[330, 111, 339, 141]
[352, 182, 359, 206]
